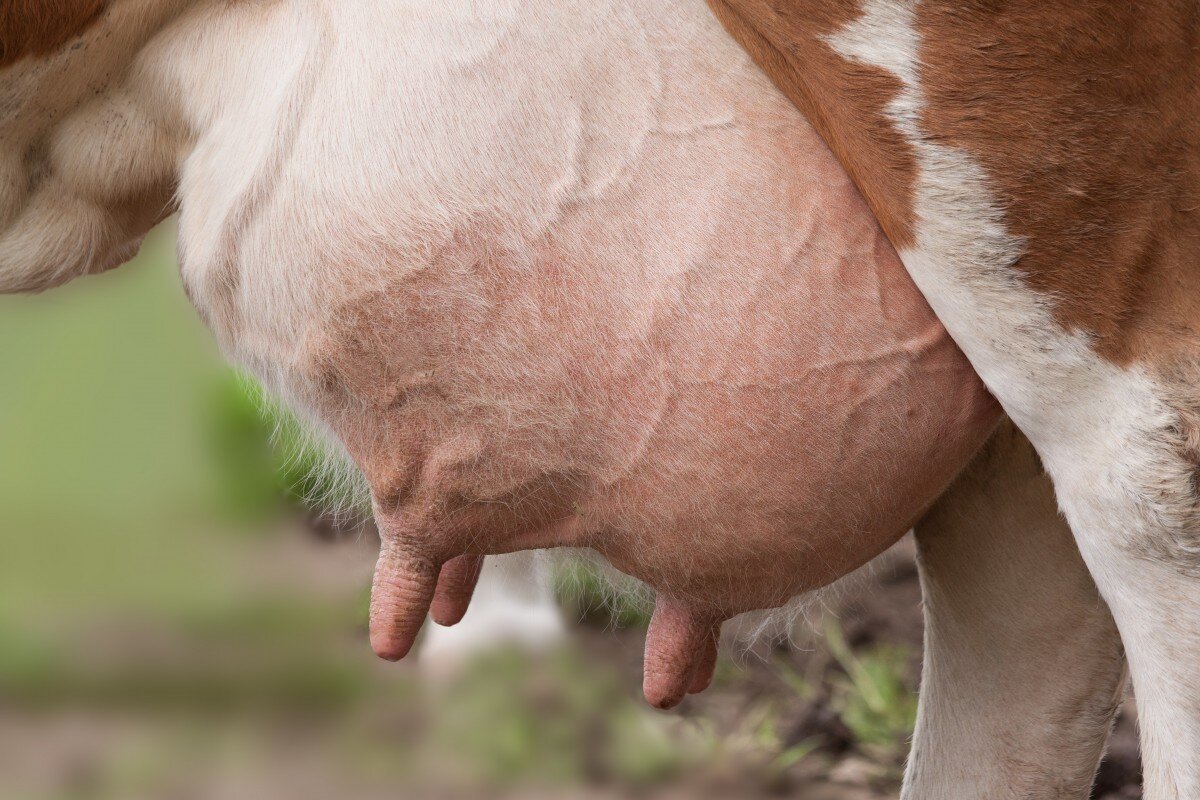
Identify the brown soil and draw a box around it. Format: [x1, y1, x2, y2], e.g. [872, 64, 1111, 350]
[573, 537, 1143, 799]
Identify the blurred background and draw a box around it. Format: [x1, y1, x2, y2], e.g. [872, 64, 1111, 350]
[0, 223, 1141, 800]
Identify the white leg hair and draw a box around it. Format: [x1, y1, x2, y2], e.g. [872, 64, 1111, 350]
[904, 421, 1127, 799]
[827, 5, 1195, 794]
[417, 550, 566, 677]
[1049, 437, 1200, 800]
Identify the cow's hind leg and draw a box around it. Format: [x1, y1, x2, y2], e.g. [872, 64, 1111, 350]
[1043, 385, 1200, 799]
[905, 421, 1127, 799]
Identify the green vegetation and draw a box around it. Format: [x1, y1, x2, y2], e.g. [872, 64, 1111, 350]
[554, 558, 653, 630]
[824, 619, 918, 761]
[422, 649, 708, 790]
[0, 227, 242, 616]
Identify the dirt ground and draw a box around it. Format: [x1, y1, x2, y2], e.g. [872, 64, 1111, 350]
[0, 524, 1143, 800]
[582, 538, 1144, 800]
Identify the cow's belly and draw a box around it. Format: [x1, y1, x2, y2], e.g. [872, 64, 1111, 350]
[168, 0, 999, 620]
[298, 133, 999, 617]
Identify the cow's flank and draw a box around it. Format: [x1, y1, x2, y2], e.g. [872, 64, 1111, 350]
[914, 2, 1200, 368]
[0, 1, 109, 67]
[711, 1, 1200, 794]
[706, 0, 919, 248]
[709, 0, 1200, 557]
[710, 0, 1200, 367]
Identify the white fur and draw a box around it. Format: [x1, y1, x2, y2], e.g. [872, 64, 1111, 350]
[0, 0, 187, 292]
[828, 3, 1200, 796]
[907, 422, 1126, 799]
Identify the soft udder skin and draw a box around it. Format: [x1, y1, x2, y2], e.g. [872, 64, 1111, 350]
[303, 119, 998, 708]
[174, 0, 1000, 708]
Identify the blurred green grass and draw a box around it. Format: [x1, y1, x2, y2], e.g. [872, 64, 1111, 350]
[0, 225, 381, 709]
[0, 225, 242, 615]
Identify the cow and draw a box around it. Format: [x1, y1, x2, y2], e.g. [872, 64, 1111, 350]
[0, 0, 1132, 796]
[702, 2, 1199, 797]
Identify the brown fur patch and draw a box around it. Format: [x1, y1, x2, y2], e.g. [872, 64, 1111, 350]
[914, 2, 1200, 366]
[711, 0, 1200, 369]
[0, 0, 109, 67]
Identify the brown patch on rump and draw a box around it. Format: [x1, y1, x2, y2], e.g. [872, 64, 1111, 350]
[914, 2, 1200, 366]
[0, 1, 109, 67]
[706, 0, 919, 248]
[713, 1, 1200, 368]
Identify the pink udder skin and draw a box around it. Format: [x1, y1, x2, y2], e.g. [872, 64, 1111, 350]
[297, 109, 999, 709]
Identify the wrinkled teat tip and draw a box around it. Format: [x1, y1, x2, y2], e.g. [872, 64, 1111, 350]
[371, 629, 417, 662]
[369, 544, 441, 663]
[641, 594, 721, 710]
